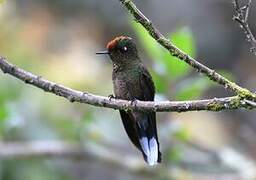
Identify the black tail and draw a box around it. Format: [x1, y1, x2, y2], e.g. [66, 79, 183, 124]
[120, 110, 161, 165]
[136, 115, 161, 165]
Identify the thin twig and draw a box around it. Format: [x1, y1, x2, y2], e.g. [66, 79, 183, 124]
[0, 57, 255, 112]
[0, 141, 87, 159]
[244, 99, 256, 107]
[0, 1, 255, 112]
[119, 0, 256, 102]
[233, 0, 256, 54]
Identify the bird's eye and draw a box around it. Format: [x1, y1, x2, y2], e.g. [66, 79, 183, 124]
[123, 46, 128, 52]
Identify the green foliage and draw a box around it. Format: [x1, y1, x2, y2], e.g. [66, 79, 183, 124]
[173, 126, 191, 142]
[175, 77, 214, 100]
[131, 22, 195, 79]
[0, 104, 8, 137]
[174, 70, 234, 101]
[131, 21, 162, 61]
[0, 104, 8, 121]
[167, 146, 182, 164]
[0, 0, 4, 4]
[131, 22, 234, 101]
[3, 160, 70, 180]
[151, 70, 169, 93]
[136, 27, 197, 95]
[163, 27, 195, 79]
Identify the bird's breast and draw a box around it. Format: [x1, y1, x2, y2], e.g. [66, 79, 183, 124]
[112, 70, 141, 100]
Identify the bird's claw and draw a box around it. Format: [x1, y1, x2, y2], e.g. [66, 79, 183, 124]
[108, 94, 115, 100]
[130, 98, 138, 106]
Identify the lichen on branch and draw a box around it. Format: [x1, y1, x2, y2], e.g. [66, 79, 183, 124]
[0, 57, 254, 112]
[119, 0, 256, 102]
[0, 0, 255, 113]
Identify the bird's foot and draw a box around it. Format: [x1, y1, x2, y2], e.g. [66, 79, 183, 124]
[130, 98, 138, 106]
[108, 94, 115, 101]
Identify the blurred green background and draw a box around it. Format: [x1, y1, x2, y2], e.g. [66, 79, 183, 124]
[0, 0, 256, 179]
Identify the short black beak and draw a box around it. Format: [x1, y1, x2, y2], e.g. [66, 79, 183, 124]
[96, 50, 109, 55]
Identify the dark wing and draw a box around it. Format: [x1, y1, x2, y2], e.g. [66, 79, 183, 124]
[138, 65, 161, 163]
[118, 65, 155, 150]
[119, 65, 161, 165]
[119, 110, 141, 150]
[138, 64, 155, 101]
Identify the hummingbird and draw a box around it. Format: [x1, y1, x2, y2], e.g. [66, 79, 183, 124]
[96, 36, 161, 165]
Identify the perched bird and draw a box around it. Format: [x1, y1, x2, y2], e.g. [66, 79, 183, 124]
[96, 36, 161, 165]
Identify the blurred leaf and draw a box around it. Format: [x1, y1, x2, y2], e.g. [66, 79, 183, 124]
[130, 21, 163, 61]
[173, 127, 191, 142]
[54, 117, 81, 140]
[0, 104, 8, 137]
[88, 131, 103, 142]
[151, 71, 168, 93]
[175, 77, 214, 100]
[167, 147, 182, 164]
[0, 81, 20, 104]
[0, 104, 8, 121]
[82, 111, 94, 126]
[131, 22, 196, 81]
[7, 160, 70, 180]
[0, 0, 4, 4]
[172, 27, 196, 57]
[131, 22, 198, 97]
[163, 27, 196, 79]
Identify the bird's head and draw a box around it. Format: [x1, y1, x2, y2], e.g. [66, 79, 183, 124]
[96, 36, 140, 66]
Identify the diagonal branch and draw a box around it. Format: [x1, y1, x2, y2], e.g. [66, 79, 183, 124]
[119, 0, 256, 102]
[0, 1, 255, 113]
[233, 0, 256, 55]
[0, 57, 255, 112]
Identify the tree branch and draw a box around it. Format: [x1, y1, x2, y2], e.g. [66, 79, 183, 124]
[0, 0, 255, 113]
[0, 141, 239, 177]
[233, 0, 256, 55]
[0, 141, 145, 170]
[119, 0, 256, 102]
[0, 57, 255, 112]
[0, 141, 87, 159]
